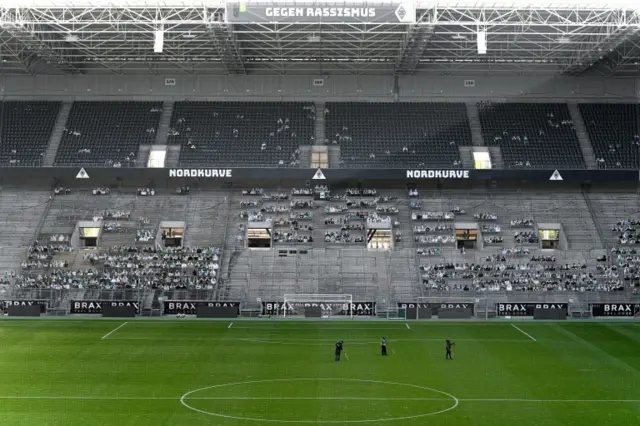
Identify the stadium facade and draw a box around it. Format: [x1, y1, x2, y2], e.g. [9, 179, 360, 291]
[1, 1, 640, 320]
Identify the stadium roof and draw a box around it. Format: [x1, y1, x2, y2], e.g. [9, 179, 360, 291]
[0, 1, 639, 76]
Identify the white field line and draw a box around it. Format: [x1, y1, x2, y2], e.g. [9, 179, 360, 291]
[343, 352, 349, 360]
[0, 395, 638, 403]
[511, 324, 537, 342]
[228, 322, 233, 329]
[101, 337, 531, 344]
[405, 323, 410, 329]
[100, 322, 128, 340]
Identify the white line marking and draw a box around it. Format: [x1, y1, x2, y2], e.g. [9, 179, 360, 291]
[102, 336, 530, 344]
[100, 322, 128, 340]
[343, 352, 349, 360]
[0, 395, 637, 403]
[228, 322, 233, 329]
[511, 324, 536, 342]
[405, 323, 410, 329]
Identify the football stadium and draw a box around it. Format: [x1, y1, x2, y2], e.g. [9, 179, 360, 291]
[1, 0, 640, 425]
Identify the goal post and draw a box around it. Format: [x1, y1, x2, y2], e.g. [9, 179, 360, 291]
[283, 294, 353, 318]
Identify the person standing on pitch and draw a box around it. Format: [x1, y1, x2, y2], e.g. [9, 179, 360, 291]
[381, 336, 388, 356]
[445, 338, 455, 360]
[335, 340, 344, 362]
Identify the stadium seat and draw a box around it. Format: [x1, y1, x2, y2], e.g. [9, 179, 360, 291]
[578, 103, 640, 169]
[477, 102, 585, 169]
[0, 101, 61, 167]
[325, 102, 471, 169]
[54, 101, 163, 167]
[168, 101, 315, 167]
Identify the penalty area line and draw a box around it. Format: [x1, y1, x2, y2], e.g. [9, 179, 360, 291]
[511, 324, 536, 342]
[228, 322, 233, 329]
[405, 323, 411, 330]
[101, 322, 128, 340]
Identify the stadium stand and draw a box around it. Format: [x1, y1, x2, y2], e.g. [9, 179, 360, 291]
[477, 102, 585, 169]
[579, 103, 640, 169]
[0, 101, 61, 167]
[325, 102, 472, 168]
[168, 101, 315, 167]
[54, 101, 163, 167]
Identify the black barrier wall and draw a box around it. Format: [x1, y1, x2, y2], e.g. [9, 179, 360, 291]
[102, 305, 137, 318]
[196, 306, 238, 318]
[305, 306, 323, 318]
[438, 307, 474, 319]
[533, 308, 567, 320]
[8, 305, 42, 317]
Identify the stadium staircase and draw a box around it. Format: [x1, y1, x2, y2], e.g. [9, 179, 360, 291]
[137, 145, 151, 168]
[488, 147, 504, 169]
[466, 103, 485, 146]
[458, 146, 475, 169]
[315, 101, 325, 144]
[298, 146, 312, 168]
[0, 189, 50, 271]
[155, 101, 173, 146]
[328, 146, 341, 168]
[567, 103, 597, 169]
[43, 102, 72, 167]
[183, 190, 230, 248]
[165, 146, 181, 167]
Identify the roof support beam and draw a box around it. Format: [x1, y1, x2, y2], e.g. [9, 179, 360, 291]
[561, 27, 640, 76]
[207, 11, 245, 75]
[0, 10, 81, 74]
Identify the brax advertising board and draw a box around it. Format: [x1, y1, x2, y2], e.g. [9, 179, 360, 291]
[261, 301, 375, 316]
[496, 303, 568, 317]
[591, 303, 640, 317]
[70, 300, 141, 315]
[163, 301, 241, 315]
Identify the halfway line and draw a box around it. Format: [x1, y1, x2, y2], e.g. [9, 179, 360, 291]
[0, 395, 638, 403]
[101, 322, 128, 340]
[511, 324, 536, 342]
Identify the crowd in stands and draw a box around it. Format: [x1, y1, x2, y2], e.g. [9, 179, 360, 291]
[420, 258, 624, 292]
[15, 246, 221, 290]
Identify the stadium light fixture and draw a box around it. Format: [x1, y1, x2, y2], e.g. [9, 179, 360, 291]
[477, 30, 486, 55]
[154, 28, 164, 53]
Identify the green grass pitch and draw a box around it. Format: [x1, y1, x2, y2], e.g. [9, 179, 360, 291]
[1, 319, 640, 426]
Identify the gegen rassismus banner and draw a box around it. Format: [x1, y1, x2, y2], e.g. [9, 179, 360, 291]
[225, 2, 416, 24]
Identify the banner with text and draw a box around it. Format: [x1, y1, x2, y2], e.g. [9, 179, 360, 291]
[70, 300, 141, 315]
[591, 303, 640, 317]
[163, 301, 241, 315]
[262, 301, 375, 316]
[1, 300, 48, 313]
[496, 302, 568, 317]
[225, 2, 416, 24]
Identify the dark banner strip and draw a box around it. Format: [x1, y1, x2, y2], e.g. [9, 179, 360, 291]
[1, 300, 48, 313]
[0, 167, 638, 185]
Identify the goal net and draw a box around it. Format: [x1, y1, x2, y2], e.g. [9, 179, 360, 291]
[283, 294, 353, 318]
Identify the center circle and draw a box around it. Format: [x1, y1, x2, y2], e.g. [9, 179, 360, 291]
[180, 378, 459, 423]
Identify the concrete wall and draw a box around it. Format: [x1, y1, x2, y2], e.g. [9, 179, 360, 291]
[1, 74, 639, 102]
